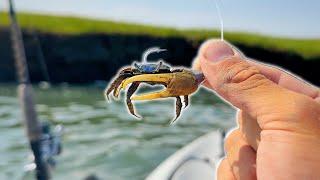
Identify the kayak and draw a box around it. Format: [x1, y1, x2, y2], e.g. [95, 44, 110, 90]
[146, 131, 225, 180]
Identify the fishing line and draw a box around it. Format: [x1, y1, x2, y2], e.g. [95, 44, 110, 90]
[212, 0, 224, 40]
[141, 47, 167, 63]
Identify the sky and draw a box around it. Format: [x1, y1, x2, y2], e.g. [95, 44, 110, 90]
[1, 0, 319, 38]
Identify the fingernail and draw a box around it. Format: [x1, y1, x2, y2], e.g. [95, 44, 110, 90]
[204, 40, 234, 62]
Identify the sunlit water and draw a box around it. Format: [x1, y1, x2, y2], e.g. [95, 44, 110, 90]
[0, 84, 236, 180]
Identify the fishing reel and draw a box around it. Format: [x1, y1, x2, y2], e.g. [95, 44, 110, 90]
[24, 122, 63, 173]
[40, 122, 63, 168]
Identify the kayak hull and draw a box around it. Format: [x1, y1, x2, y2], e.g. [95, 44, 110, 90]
[147, 131, 223, 180]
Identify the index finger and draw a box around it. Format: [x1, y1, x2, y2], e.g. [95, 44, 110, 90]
[192, 41, 320, 100]
[246, 58, 320, 101]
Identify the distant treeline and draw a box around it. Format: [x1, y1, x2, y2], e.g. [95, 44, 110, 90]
[0, 28, 319, 86]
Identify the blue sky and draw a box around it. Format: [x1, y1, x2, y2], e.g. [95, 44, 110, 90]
[1, 0, 319, 38]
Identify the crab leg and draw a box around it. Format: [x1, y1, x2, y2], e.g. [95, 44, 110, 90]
[170, 96, 182, 124]
[104, 75, 126, 100]
[126, 82, 141, 118]
[183, 95, 189, 108]
[105, 69, 132, 100]
[113, 74, 133, 98]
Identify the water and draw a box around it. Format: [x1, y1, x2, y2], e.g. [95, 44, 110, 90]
[0, 84, 235, 180]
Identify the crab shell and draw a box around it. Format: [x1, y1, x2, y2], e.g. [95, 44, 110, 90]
[132, 61, 171, 74]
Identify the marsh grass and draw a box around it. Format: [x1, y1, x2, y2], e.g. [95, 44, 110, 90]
[0, 12, 319, 59]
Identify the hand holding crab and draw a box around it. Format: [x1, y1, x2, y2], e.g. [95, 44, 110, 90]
[105, 47, 204, 124]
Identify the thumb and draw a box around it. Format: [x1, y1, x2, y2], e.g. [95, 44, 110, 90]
[198, 40, 304, 127]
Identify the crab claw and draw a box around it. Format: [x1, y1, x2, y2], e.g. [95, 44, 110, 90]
[118, 70, 204, 101]
[131, 89, 171, 100]
[115, 73, 174, 98]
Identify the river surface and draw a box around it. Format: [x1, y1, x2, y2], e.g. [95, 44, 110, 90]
[0, 84, 235, 180]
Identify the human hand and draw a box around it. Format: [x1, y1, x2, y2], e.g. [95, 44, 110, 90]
[193, 40, 320, 179]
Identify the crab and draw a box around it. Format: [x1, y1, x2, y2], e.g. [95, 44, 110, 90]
[105, 48, 204, 124]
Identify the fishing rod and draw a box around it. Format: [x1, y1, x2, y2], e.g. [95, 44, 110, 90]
[7, 0, 62, 179]
[32, 31, 51, 83]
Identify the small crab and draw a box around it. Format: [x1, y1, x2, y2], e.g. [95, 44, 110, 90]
[105, 47, 204, 124]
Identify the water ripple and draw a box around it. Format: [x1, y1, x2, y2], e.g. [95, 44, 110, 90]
[0, 86, 235, 180]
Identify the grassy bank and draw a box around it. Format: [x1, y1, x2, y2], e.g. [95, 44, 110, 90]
[0, 12, 319, 59]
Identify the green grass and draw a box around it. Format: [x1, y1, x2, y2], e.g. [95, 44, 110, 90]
[1, 12, 319, 59]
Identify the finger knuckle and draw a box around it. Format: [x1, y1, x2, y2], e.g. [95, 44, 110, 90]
[220, 58, 261, 81]
[217, 58, 271, 94]
[225, 60, 261, 84]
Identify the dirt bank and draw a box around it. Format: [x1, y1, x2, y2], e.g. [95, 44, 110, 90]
[0, 27, 319, 85]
